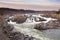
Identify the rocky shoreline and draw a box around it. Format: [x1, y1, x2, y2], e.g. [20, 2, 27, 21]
[34, 20, 60, 30]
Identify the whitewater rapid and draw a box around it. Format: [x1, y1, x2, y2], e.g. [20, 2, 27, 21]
[8, 14, 58, 40]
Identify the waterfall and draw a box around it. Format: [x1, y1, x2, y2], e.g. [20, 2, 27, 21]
[25, 17, 35, 23]
[25, 15, 36, 23]
[25, 14, 57, 23]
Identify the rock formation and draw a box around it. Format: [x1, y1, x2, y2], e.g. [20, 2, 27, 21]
[11, 14, 27, 24]
[34, 20, 60, 30]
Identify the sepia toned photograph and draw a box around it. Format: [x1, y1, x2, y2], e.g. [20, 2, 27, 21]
[0, 0, 60, 40]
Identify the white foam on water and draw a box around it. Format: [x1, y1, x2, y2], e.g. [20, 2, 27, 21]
[8, 20, 16, 24]
[25, 14, 57, 23]
[8, 20, 54, 40]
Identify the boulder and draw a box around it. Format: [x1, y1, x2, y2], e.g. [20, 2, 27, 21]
[12, 15, 27, 24]
[8, 32, 34, 40]
[34, 20, 60, 30]
[34, 23, 48, 30]
[46, 20, 60, 28]
[39, 18, 46, 21]
[34, 17, 46, 22]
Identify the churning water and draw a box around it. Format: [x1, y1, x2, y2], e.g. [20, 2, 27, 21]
[8, 14, 60, 40]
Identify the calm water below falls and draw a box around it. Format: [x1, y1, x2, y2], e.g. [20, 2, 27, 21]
[8, 14, 60, 40]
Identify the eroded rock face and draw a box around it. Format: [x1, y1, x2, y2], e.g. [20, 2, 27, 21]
[34, 20, 60, 30]
[12, 15, 27, 24]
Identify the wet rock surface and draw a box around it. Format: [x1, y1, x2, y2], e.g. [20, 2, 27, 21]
[34, 20, 60, 30]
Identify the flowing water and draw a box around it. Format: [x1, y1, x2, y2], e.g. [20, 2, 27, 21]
[8, 14, 60, 40]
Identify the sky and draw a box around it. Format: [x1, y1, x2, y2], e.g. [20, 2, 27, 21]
[0, 0, 60, 11]
[0, 0, 60, 5]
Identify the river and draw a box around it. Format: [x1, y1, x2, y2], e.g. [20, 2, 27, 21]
[8, 14, 60, 40]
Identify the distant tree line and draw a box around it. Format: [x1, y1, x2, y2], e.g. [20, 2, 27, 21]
[0, 10, 4, 15]
[56, 9, 60, 14]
